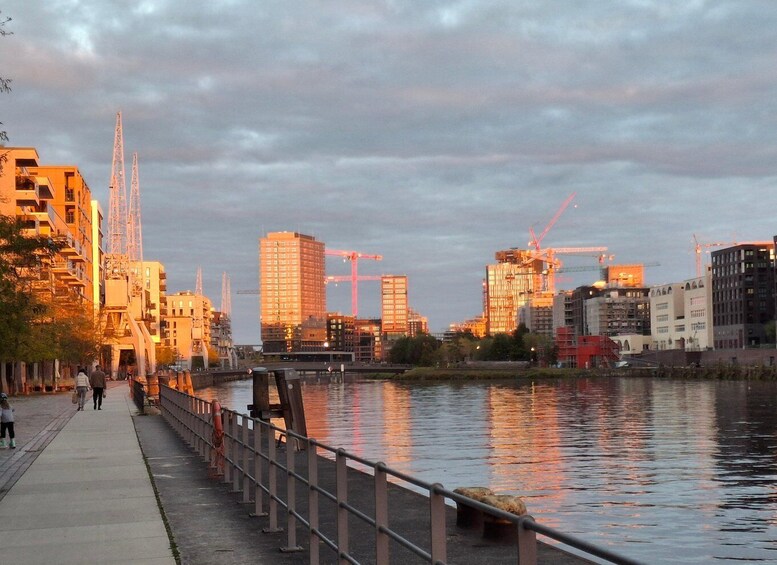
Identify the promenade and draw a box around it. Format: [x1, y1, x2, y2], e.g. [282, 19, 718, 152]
[0, 384, 176, 564]
[0, 384, 599, 565]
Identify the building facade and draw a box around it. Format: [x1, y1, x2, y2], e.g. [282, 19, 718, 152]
[381, 275, 408, 336]
[260, 232, 326, 353]
[485, 249, 540, 335]
[164, 291, 213, 369]
[139, 261, 167, 344]
[711, 242, 775, 349]
[649, 274, 713, 351]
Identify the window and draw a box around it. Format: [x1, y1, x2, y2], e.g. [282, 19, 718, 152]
[65, 207, 75, 223]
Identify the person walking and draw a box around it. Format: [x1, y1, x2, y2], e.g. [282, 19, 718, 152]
[90, 365, 107, 410]
[75, 367, 90, 411]
[1, 392, 16, 448]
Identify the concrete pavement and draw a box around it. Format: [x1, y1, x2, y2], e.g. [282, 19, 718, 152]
[0, 383, 176, 565]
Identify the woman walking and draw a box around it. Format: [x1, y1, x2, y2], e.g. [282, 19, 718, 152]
[75, 367, 90, 411]
[0, 392, 15, 448]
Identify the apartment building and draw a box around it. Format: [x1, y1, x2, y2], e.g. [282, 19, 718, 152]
[260, 231, 326, 353]
[164, 291, 213, 368]
[138, 261, 167, 344]
[711, 242, 775, 349]
[0, 148, 100, 304]
[649, 274, 713, 351]
[381, 275, 409, 337]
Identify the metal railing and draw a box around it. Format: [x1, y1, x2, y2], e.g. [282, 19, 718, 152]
[129, 377, 146, 413]
[159, 385, 644, 565]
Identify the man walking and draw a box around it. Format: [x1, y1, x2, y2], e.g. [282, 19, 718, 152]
[90, 365, 107, 410]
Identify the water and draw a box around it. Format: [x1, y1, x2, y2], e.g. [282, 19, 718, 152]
[198, 376, 777, 563]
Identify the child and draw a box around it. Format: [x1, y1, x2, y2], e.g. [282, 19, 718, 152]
[0, 392, 15, 449]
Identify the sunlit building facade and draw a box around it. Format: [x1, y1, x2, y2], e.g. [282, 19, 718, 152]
[260, 231, 326, 353]
[0, 149, 100, 305]
[485, 250, 540, 335]
[381, 275, 408, 336]
[163, 291, 213, 368]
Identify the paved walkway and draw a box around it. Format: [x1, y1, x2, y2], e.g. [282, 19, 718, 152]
[0, 383, 176, 565]
[0, 390, 76, 501]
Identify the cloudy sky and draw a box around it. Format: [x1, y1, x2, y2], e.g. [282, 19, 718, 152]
[3, 1, 777, 343]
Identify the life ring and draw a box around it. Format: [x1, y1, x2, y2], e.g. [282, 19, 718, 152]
[211, 400, 225, 476]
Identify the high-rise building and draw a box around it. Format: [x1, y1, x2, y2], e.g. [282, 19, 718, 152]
[711, 242, 775, 349]
[485, 250, 540, 335]
[381, 275, 408, 336]
[260, 232, 326, 353]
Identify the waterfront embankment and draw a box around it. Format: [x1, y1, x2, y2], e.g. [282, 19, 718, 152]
[139, 392, 598, 565]
[0, 383, 176, 564]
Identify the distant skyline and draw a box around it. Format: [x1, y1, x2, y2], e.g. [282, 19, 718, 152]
[3, 2, 777, 343]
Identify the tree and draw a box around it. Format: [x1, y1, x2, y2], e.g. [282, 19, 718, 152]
[388, 334, 441, 366]
[0, 215, 61, 365]
[156, 345, 176, 367]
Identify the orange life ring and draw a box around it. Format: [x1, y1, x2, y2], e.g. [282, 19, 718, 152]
[211, 400, 225, 475]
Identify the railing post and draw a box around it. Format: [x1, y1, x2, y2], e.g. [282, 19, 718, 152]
[308, 438, 320, 565]
[336, 449, 349, 564]
[232, 414, 242, 493]
[242, 416, 250, 503]
[430, 483, 447, 565]
[374, 462, 389, 565]
[263, 425, 282, 533]
[223, 411, 232, 485]
[281, 431, 303, 552]
[517, 515, 538, 565]
[251, 419, 267, 517]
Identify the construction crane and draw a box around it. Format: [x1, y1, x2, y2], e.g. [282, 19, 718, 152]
[520, 193, 607, 294]
[326, 249, 383, 317]
[237, 249, 383, 317]
[693, 234, 735, 277]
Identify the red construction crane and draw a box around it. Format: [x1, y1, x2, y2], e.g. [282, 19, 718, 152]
[528, 191, 576, 252]
[521, 193, 607, 293]
[326, 249, 383, 317]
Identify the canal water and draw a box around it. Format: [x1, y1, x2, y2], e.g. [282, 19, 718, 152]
[198, 376, 777, 564]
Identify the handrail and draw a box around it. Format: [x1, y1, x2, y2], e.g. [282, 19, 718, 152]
[158, 385, 644, 565]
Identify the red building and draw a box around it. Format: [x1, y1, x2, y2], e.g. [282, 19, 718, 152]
[555, 327, 620, 368]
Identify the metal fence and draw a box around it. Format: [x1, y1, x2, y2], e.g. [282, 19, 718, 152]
[130, 377, 146, 414]
[159, 385, 644, 565]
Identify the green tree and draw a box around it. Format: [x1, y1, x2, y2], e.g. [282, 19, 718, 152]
[0, 215, 61, 365]
[388, 334, 441, 366]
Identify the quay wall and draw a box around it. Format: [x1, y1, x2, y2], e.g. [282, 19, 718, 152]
[189, 369, 251, 390]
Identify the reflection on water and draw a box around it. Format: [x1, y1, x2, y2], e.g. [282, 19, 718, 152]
[199, 376, 777, 563]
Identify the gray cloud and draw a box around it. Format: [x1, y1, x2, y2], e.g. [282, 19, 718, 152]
[3, 0, 777, 341]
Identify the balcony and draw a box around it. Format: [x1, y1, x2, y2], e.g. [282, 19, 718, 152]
[54, 233, 84, 260]
[51, 260, 81, 283]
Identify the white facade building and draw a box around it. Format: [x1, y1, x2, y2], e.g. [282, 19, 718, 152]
[649, 274, 713, 351]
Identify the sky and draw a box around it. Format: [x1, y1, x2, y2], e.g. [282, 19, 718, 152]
[3, 1, 777, 344]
